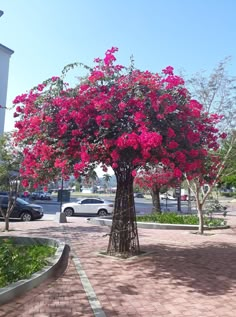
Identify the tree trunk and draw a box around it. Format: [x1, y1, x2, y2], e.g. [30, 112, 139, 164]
[151, 186, 161, 213]
[107, 166, 140, 256]
[187, 187, 192, 213]
[197, 206, 204, 234]
[0, 208, 9, 231]
[195, 196, 204, 234]
[4, 216, 9, 231]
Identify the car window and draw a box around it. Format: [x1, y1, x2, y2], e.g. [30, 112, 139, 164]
[16, 198, 29, 205]
[81, 199, 91, 204]
[90, 199, 103, 204]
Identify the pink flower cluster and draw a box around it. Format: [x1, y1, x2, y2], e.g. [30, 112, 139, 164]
[12, 47, 224, 187]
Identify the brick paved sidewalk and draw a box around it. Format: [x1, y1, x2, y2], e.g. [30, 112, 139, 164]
[1, 204, 236, 316]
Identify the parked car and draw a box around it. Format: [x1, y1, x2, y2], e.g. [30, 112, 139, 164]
[61, 197, 114, 217]
[81, 187, 94, 194]
[31, 191, 51, 200]
[187, 195, 195, 201]
[0, 196, 44, 221]
[134, 193, 144, 198]
[160, 193, 176, 200]
[0, 191, 8, 196]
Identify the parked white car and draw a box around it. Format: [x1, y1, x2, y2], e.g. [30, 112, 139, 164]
[61, 198, 114, 216]
[160, 193, 176, 200]
[81, 187, 93, 194]
[31, 191, 51, 200]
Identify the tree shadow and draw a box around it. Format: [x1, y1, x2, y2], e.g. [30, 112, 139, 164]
[132, 242, 236, 296]
[4, 220, 236, 299]
[23, 223, 110, 238]
[20, 225, 236, 297]
[116, 284, 139, 295]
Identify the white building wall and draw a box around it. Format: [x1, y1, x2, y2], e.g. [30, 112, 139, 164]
[0, 44, 14, 134]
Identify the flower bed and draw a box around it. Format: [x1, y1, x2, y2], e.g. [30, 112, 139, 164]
[137, 212, 226, 227]
[0, 238, 56, 288]
[0, 236, 66, 305]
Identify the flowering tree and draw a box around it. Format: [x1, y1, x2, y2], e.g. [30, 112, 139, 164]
[13, 47, 223, 255]
[134, 167, 176, 213]
[183, 58, 236, 233]
[184, 132, 235, 234]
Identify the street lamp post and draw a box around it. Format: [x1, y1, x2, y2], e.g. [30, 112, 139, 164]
[60, 178, 64, 213]
[55, 177, 67, 223]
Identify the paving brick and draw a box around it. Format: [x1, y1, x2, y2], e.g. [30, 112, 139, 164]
[1, 202, 236, 316]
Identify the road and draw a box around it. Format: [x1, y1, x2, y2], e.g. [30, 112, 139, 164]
[31, 197, 193, 220]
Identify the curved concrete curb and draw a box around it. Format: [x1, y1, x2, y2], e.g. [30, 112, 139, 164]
[88, 216, 229, 231]
[0, 236, 67, 305]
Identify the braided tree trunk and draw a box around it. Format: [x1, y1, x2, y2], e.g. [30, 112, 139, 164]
[107, 165, 140, 257]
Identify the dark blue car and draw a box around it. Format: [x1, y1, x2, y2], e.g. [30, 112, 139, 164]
[0, 196, 44, 221]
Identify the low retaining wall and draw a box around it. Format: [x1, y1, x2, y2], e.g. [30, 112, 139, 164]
[0, 236, 67, 305]
[88, 216, 229, 231]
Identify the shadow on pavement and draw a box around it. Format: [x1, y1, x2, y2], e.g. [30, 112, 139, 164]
[125, 242, 236, 296]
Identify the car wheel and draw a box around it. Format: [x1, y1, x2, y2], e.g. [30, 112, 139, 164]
[64, 208, 74, 217]
[98, 209, 108, 217]
[21, 212, 32, 222]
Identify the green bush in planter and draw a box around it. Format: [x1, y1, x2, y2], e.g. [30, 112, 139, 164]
[0, 238, 56, 288]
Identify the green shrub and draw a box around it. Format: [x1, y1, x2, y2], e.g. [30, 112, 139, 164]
[0, 238, 56, 288]
[137, 212, 225, 227]
[220, 192, 236, 198]
[205, 200, 227, 215]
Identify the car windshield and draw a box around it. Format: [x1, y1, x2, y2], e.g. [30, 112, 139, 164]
[16, 197, 29, 205]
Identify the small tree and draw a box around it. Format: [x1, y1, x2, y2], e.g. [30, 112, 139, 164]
[0, 133, 21, 231]
[82, 169, 98, 191]
[134, 167, 176, 213]
[220, 175, 236, 190]
[13, 48, 222, 255]
[103, 173, 112, 193]
[184, 132, 236, 234]
[75, 176, 82, 192]
[219, 131, 236, 183]
[184, 58, 236, 233]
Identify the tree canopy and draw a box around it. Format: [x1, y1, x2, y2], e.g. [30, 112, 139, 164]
[0, 132, 21, 190]
[13, 47, 225, 253]
[187, 57, 236, 133]
[13, 48, 224, 187]
[0, 132, 22, 231]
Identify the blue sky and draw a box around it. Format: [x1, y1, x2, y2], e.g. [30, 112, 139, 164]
[1, 0, 236, 132]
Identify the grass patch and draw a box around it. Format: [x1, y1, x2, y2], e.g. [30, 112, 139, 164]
[137, 212, 226, 227]
[0, 238, 56, 288]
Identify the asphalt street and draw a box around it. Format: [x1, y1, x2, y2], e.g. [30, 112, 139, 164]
[32, 197, 193, 221]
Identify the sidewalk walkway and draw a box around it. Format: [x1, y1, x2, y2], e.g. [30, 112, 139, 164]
[1, 204, 236, 316]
